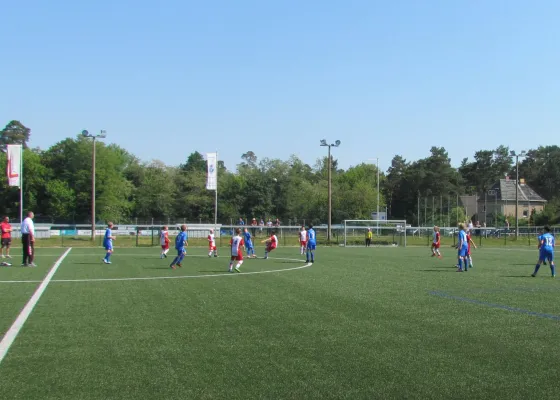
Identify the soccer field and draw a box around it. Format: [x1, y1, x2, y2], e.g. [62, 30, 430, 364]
[0, 246, 559, 399]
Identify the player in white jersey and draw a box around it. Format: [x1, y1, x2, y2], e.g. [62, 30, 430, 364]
[299, 226, 308, 255]
[228, 228, 244, 272]
[160, 226, 170, 259]
[208, 229, 218, 257]
[262, 231, 278, 259]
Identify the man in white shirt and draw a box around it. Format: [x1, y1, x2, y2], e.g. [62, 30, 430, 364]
[21, 211, 36, 267]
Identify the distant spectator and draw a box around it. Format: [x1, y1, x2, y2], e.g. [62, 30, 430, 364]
[274, 218, 280, 227]
[238, 218, 245, 226]
[251, 218, 257, 226]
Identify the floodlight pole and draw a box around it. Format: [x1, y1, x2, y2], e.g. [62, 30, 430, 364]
[511, 150, 526, 239]
[376, 158, 380, 235]
[82, 130, 107, 240]
[321, 139, 340, 242]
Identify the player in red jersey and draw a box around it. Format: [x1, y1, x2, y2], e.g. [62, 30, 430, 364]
[466, 229, 477, 268]
[262, 230, 278, 259]
[299, 226, 307, 255]
[160, 226, 170, 259]
[208, 229, 218, 257]
[228, 228, 244, 272]
[431, 226, 442, 258]
[1, 216, 12, 259]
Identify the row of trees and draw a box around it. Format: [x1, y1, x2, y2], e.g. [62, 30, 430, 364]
[1, 120, 560, 226]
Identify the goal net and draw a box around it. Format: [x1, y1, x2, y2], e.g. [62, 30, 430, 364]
[343, 220, 408, 247]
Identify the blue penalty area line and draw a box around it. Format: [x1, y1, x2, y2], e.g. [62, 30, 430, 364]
[429, 290, 560, 321]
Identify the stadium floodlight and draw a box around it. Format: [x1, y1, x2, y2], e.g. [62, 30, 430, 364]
[82, 130, 108, 240]
[510, 150, 527, 239]
[320, 139, 341, 241]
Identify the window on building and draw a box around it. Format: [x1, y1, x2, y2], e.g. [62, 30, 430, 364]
[523, 209, 529, 217]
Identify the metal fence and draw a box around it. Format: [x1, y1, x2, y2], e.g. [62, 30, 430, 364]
[4, 223, 556, 248]
[407, 226, 556, 247]
[5, 224, 344, 248]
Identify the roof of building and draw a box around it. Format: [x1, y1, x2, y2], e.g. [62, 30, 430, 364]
[485, 179, 546, 202]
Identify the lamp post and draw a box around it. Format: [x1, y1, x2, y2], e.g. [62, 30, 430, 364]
[320, 139, 341, 241]
[82, 130, 107, 240]
[367, 158, 381, 235]
[510, 150, 527, 239]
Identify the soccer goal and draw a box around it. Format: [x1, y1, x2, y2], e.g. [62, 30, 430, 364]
[343, 220, 408, 247]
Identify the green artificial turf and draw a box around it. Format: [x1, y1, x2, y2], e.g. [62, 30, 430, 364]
[0, 245, 559, 399]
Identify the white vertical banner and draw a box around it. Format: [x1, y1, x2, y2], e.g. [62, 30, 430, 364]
[6, 145, 22, 187]
[206, 152, 217, 190]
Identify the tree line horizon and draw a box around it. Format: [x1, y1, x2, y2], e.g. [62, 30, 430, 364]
[1, 120, 559, 227]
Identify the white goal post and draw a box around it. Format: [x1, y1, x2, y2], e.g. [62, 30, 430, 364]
[343, 220, 408, 247]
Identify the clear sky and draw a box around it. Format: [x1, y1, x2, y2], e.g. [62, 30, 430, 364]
[2, 0, 559, 172]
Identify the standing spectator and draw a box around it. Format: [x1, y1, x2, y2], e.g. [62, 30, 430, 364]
[238, 217, 245, 226]
[250, 217, 257, 237]
[365, 228, 372, 247]
[259, 218, 264, 234]
[21, 211, 36, 267]
[274, 218, 281, 227]
[1, 217, 12, 259]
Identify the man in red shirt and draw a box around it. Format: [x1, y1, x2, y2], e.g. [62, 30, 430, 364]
[1, 216, 12, 259]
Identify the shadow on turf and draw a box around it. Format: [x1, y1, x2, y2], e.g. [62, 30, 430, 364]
[421, 269, 456, 272]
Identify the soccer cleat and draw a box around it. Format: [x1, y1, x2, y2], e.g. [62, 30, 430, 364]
[170, 264, 176, 269]
[6, 255, 11, 259]
[177, 263, 182, 268]
[531, 274, 536, 277]
[235, 267, 241, 272]
[103, 259, 109, 264]
[21, 263, 28, 267]
[29, 263, 37, 267]
[552, 275, 556, 279]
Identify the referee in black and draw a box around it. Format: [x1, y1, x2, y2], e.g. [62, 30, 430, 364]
[21, 211, 36, 267]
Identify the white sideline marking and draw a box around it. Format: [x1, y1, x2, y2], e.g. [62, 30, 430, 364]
[0, 248, 72, 364]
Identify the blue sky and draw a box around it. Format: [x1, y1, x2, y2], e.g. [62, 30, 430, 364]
[2, 0, 559, 172]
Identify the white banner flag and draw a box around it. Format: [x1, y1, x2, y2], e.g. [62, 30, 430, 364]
[6, 144, 22, 187]
[206, 152, 217, 190]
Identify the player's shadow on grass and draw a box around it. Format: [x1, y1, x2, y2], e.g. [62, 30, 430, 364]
[73, 262, 104, 265]
[421, 269, 456, 272]
[503, 275, 532, 278]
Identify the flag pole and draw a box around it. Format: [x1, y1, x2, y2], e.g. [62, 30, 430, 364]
[19, 147, 23, 226]
[214, 151, 218, 231]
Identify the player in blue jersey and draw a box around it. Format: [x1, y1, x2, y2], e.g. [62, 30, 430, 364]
[243, 228, 256, 258]
[537, 229, 547, 265]
[170, 224, 188, 269]
[456, 223, 469, 272]
[306, 224, 316, 264]
[103, 222, 115, 264]
[532, 226, 555, 278]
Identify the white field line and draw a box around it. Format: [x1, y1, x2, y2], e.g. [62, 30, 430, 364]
[0, 248, 72, 364]
[0, 256, 311, 284]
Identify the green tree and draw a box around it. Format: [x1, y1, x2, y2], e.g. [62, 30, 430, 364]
[0, 120, 31, 151]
